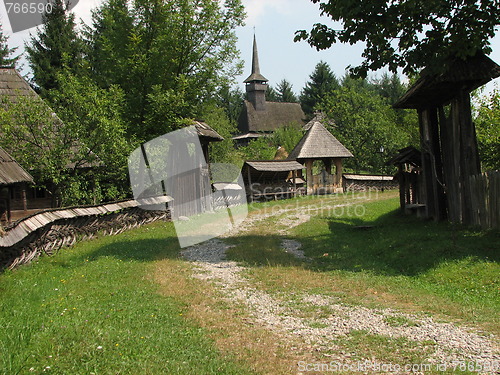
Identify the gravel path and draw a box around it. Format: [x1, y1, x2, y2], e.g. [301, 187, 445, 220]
[180, 202, 500, 373]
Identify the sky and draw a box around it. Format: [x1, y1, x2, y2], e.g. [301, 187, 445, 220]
[1, 0, 499, 95]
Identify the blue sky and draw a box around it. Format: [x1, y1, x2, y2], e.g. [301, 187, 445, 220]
[1, 0, 499, 95]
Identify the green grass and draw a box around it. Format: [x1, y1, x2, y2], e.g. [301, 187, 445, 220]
[0, 222, 251, 375]
[230, 195, 499, 333]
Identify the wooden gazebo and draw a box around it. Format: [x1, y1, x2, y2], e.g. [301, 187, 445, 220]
[0, 147, 34, 224]
[288, 120, 353, 194]
[394, 53, 500, 224]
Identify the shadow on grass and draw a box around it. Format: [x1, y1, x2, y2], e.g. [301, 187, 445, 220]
[302, 209, 500, 276]
[222, 208, 499, 278]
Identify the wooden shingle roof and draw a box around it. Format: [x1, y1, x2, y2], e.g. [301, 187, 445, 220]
[238, 100, 305, 133]
[244, 160, 304, 172]
[0, 146, 34, 185]
[394, 53, 500, 109]
[193, 121, 223, 142]
[0, 67, 37, 101]
[288, 121, 353, 160]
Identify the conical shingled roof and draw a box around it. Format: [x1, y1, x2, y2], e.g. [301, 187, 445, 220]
[288, 121, 353, 160]
[244, 35, 268, 83]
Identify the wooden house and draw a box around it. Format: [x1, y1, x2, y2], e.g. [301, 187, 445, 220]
[242, 160, 304, 201]
[234, 36, 306, 145]
[394, 53, 500, 224]
[0, 146, 34, 224]
[0, 68, 103, 214]
[288, 120, 353, 194]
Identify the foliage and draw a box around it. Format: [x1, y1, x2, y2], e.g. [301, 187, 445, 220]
[25, 0, 83, 94]
[0, 24, 18, 67]
[47, 72, 132, 202]
[296, 0, 500, 77]
[275, 79, 298, 103]
[215, 84, 245, 126]
[239, 137, 275, 161]
[320, 78, 417, 173]
[299, 61, 339, 116]
[0, 94, 91, 204]
[201, 104, 241, 165]
[475, 88, 500, 170]
[265, 85, 279, 102]
[85, 0, 246, 141]
[270, 125, 304, 155]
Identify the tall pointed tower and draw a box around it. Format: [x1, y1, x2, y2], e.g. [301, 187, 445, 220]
[244, 35, 268, 111]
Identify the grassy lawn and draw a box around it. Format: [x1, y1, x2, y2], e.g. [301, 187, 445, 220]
[231, 195, 499, 334]
[1, 192, 498, 374]
[0, 224, 251, 375]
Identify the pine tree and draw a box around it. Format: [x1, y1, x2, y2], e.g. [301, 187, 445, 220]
[25, 0, 83, 94]
[299, 61, 339, 116]
[276, 79, 298, 103]
[0, 24, 19, 67]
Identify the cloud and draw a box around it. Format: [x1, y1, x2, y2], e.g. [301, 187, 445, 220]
[242, 0, 292, 26]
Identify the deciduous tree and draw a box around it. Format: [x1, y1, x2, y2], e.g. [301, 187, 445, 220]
[296, 0, 500, 77]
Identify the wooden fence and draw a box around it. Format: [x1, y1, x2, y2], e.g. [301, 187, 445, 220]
[467, 171, 500, 230]
[0, 199, 170, 271]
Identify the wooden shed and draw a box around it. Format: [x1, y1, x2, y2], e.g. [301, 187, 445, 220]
[242, 160, 304, 201]
[288, 120, 353, 194]
[394, 53, 500, 224]
[0, 147, 34, 224]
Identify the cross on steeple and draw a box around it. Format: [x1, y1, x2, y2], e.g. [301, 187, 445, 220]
[244, 33, 268, 111]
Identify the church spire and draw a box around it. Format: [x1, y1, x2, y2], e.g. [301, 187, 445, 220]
[244, 34, 268, 83]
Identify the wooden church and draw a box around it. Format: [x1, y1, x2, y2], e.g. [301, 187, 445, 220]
[234, 36, 306, 144]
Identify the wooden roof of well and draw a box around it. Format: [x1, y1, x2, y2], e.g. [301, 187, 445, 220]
[0, 146, 34, 185]
[288, 121, 353, 160]
[394, 53, 500, 109]
[0, 67, 38, 101]
[238, 100, 305, 133]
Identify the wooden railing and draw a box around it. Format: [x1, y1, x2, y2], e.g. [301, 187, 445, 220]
[0, 199, 170, 271]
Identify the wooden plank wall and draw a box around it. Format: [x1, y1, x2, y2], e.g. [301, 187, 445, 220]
[467, 171, 500, 230]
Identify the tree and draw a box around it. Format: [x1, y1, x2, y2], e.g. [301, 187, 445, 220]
[0, 24, 19, 67]
[86, 0, 246, 141]
[475, 88, 500, 170]
[25, 0, 83, 94]
[300, 61, 339, 116]
[265, 85, 279, 102]
[276, 79, 298, 103]
[321, 80, 414, 173]
[296, 0, 500, 77]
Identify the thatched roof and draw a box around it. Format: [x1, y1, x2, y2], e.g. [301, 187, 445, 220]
[394, 53, 500, 109]
[238, 100, 305, 133]
[288, 121, 353, 160]
[0, 146, 34, 185]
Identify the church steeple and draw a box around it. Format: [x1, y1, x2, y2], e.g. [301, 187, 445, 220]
[244, 34, 267, 111]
